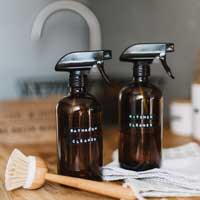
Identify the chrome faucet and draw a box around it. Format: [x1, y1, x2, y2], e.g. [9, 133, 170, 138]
[31, 0, 102, 50]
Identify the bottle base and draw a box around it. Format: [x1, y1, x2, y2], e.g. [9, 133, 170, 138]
[58, 169, 102, 181]
[120, 162, 160, 171]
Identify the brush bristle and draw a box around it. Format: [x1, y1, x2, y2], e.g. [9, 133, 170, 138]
[5, 149, 29, 191]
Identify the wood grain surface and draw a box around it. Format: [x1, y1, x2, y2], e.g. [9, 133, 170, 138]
[0, 98, 199, 200]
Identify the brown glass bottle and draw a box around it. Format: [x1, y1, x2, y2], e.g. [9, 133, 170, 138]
[56, 74, 103, 180]
[118, 43, 175, 171]
[119, 75, 163, 171]
[55, 50, 112, 180]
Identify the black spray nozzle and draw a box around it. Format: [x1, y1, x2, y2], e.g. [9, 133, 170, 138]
[55, 50, 112, 84]
[120, 43, 175, 79]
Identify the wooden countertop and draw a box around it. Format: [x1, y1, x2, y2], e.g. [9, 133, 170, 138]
[0, 98, 199, 200]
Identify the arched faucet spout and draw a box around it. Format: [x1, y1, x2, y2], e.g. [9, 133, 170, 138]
[31, 1, 102, 50]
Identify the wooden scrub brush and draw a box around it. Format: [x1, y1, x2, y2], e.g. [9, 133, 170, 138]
[5, 149, 137, 200]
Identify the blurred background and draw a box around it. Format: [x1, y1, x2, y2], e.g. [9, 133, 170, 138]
[0, 2, 199, 198]
[1, 0, 200, 130]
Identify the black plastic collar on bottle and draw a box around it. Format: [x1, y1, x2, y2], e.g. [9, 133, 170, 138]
[133, 64, 150, 77]
[69, 71, 88, 89]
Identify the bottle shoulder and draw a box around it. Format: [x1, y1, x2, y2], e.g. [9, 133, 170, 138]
[57, 93, 101, 108]
[120, 82, 162, 98]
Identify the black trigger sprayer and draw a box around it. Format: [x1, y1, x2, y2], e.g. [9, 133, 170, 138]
[55, 50, 112, 87]
[119, 43, 175, 79]
[55, 50, 112, 180]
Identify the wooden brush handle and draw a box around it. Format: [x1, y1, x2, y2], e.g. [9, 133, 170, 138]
[45, 173, 136, 200]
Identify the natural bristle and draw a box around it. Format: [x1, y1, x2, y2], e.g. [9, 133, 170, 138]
[5, 149, 29, 191]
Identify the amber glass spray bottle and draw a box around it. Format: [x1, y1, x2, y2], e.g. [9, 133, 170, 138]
[55, 50, 112, 180]
[119, 43, 175, 171]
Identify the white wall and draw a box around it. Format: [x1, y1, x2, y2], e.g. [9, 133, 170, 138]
[0, 0, 89, 99]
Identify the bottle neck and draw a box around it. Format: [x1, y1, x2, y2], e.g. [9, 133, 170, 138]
[133, 63, 150, 83]
[69, 71, 87, 95]
[70, 87, 86, 94]
[133, 76, 149, 83]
